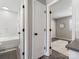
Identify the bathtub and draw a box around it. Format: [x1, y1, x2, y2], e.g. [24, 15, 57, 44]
[0, 37, 19, 50]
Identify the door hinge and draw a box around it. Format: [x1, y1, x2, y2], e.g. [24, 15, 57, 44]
[49, 46, 51, 49]
[22, 52, 25, 55]
[22, 28, 25, 32]
[49, 29, 52, 32]
[49, 11, 52, 14]
[22, 5, 25, 8]
[34, 33, 38, 36]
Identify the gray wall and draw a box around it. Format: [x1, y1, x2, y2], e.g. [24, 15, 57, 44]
[56, 16, 72, 39]
[37, 0, 46, 5]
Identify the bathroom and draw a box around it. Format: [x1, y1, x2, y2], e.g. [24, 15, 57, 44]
[0, 0, 23, 59]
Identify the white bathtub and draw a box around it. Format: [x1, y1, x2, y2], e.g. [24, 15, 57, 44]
[0, 37, 19, 50]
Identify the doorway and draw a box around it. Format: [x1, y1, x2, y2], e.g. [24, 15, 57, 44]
[50, 0, 72, 59]
[0, 0, 24, 59]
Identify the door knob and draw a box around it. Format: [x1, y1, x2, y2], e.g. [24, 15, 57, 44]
[34, 33, 38, 36]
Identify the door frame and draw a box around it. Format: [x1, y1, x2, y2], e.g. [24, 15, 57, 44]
[46, 0, 75, 57]
[45, 0, 59, 56]
[23, 0, 29, 59]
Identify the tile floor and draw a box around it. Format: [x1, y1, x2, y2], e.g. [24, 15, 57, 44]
[40, 50, 69, 59]
[40, 38, 69, 59]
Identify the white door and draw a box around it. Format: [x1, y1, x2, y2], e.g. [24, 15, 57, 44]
[32, 1, 46, 59]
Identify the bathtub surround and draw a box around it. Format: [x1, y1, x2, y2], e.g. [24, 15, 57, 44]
[0, 9, 19, 59]
[0, 37, 19, 50]
[0, 9, 18, 37]
[0, 37, 19, 58]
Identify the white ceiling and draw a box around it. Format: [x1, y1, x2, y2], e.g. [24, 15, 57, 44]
[0, 0, 21, 13]
[50, 0, 72, 18]
[37, 0, 72, 12]
[50, 0, 72, 12]
[37, 0, 56, 5]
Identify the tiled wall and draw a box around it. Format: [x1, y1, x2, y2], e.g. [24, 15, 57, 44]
[0, 10, 18, 37]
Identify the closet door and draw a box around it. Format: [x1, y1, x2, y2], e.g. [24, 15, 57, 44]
[32, 1, 46, 59]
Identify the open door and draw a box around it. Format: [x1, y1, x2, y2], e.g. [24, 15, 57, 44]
[32, 1, 47, 59]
